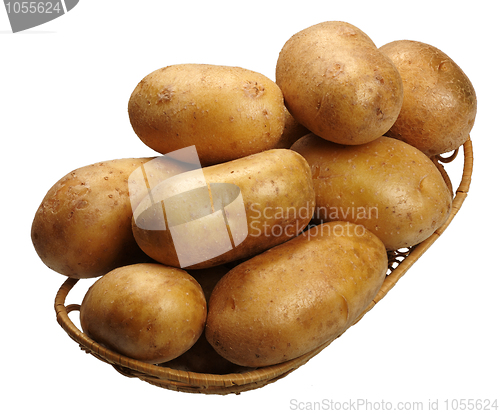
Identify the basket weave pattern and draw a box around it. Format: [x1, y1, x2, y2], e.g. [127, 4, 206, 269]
[54, 138, 473, 395]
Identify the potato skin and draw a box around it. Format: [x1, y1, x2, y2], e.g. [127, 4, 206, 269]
[205, 221, 388, 367]
[291, 134, 452, 251]
[132, 149, 315, 269]
[276, 21, 403, 146]
[31, 158, 154, 279]
[80, 263, 207, 364]
[379, 40, 477, 156]
[128, 64, 286, 166]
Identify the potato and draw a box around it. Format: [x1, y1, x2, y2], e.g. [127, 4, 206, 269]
[128, 64, 286, 166]
[31, 158, 161, 279]
[132, 148, 315, 269]
[291, 134, 452, 251]
[276, 21, 403, 146]
[80, 263, 207, 364]
[205, 221, 388, 367]
[379, 40, 477, 156]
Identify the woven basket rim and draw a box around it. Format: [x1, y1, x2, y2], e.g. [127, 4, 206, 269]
[54, 137, 473, 394]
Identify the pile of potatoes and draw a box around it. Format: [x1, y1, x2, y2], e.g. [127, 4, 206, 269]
[32, 21, 476, 372]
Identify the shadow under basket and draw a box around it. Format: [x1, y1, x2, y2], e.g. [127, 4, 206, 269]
[54, 138, 474, 395]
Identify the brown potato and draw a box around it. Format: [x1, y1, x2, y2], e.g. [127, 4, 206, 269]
[276, 21, 403, 146]
[31, 158, 159, 279]
[291, 134, 452, 251]
[205, 221, 388, 367]
[80, 263, 207, 364]
[128, 64, 286, 166]
[132, 149, 315, 269]
[379, 40, 477, 156]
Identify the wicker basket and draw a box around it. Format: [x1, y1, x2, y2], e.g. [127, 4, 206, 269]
[54, 138, 473, 395]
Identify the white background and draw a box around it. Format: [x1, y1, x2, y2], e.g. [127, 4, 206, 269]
[2, 1, 498, 412]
